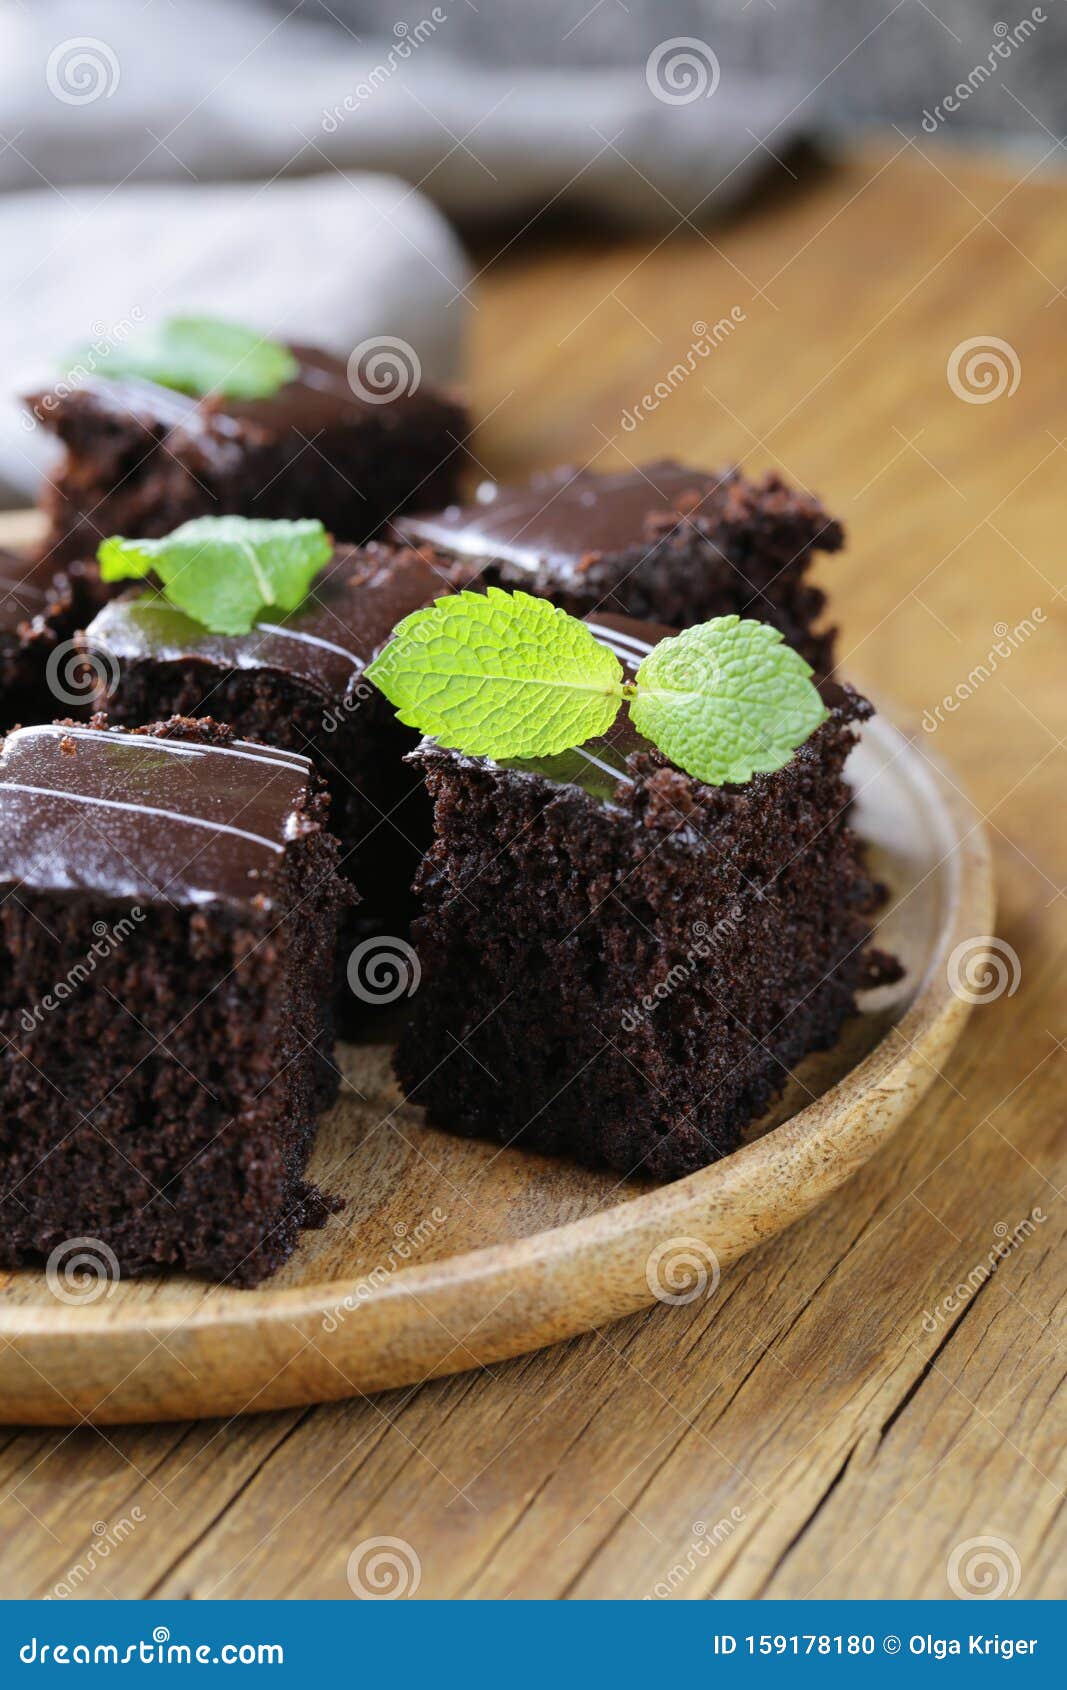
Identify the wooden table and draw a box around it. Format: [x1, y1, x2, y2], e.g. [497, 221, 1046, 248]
[1, 143, 1063, 1601]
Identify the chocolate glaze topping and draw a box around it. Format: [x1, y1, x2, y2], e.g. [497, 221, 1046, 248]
[32, 344, 443, 454]
[86, 544, 458, 702]
[220, 344, 407, 436]
[0, 724, 314, 910]
[395, 461, 744, 574]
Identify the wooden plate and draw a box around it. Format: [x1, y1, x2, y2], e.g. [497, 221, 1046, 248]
[0, 690, 993, 1424]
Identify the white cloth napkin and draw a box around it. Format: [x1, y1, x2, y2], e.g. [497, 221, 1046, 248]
[0, 173, 471, 504]
[0, 0, 812, 502]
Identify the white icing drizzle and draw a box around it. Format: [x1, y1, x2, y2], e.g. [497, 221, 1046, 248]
[6, 723, 310, 774]
[255, 623, 365, 664]
[0, 783, 286, 852]
[577, 747, 634, 786]
[586, 621, 654, 659]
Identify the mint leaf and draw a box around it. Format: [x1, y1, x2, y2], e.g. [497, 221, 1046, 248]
[366, 588, 626, 757]
[366, 593, 828, 785]
[74, 316, 298, 400]
[629, 615, 828, 785]
[98, 516, 332, 636]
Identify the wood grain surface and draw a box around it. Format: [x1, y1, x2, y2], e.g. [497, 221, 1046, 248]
[0, 143, 1063, 1599]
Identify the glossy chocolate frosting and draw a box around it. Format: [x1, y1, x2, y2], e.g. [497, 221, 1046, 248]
[85, 544, 460, 703]
[395, 461, 740, 575]
[221, 344, 416, 436]
[0, 724, 314, 910]
[32, 344, 447, 451]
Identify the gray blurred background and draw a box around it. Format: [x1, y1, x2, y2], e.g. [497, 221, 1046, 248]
[277, 0, 1064, 142]
[1, 0, 1063, 503]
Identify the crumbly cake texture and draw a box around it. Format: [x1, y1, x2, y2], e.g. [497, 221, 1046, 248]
[395, 614, 891, 1180]
[82, 542, 470, 978]
[0, 715, 350, 1285]
[27, 342, 468, 566]
[394, 460, 843, 673]
[0, 549, 108, 729]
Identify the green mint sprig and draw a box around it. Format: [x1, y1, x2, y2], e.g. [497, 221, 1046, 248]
[73, 316, 298, 401]
[367, 590, 828, 786]
[98, 516, 332, 636]
[628, 615, 828, 784]
[368, 589, 625, 757]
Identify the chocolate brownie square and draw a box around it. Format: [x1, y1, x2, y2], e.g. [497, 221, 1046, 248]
[27, 343, 467, 566]
[0, 716, 349, 1284]
[80, 541, 466, 942]
[395, 612, 886, 1180]
[395, 460, 842, 672]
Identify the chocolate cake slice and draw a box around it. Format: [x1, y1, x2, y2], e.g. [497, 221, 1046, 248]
[0, 549, 119, 728]
[80, 541, 468, 942]
[395, 613, 885, 1180]
[394, 460, 842, 673]
[27, 342, 467, 566]
[0, 717, 349, 1285]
